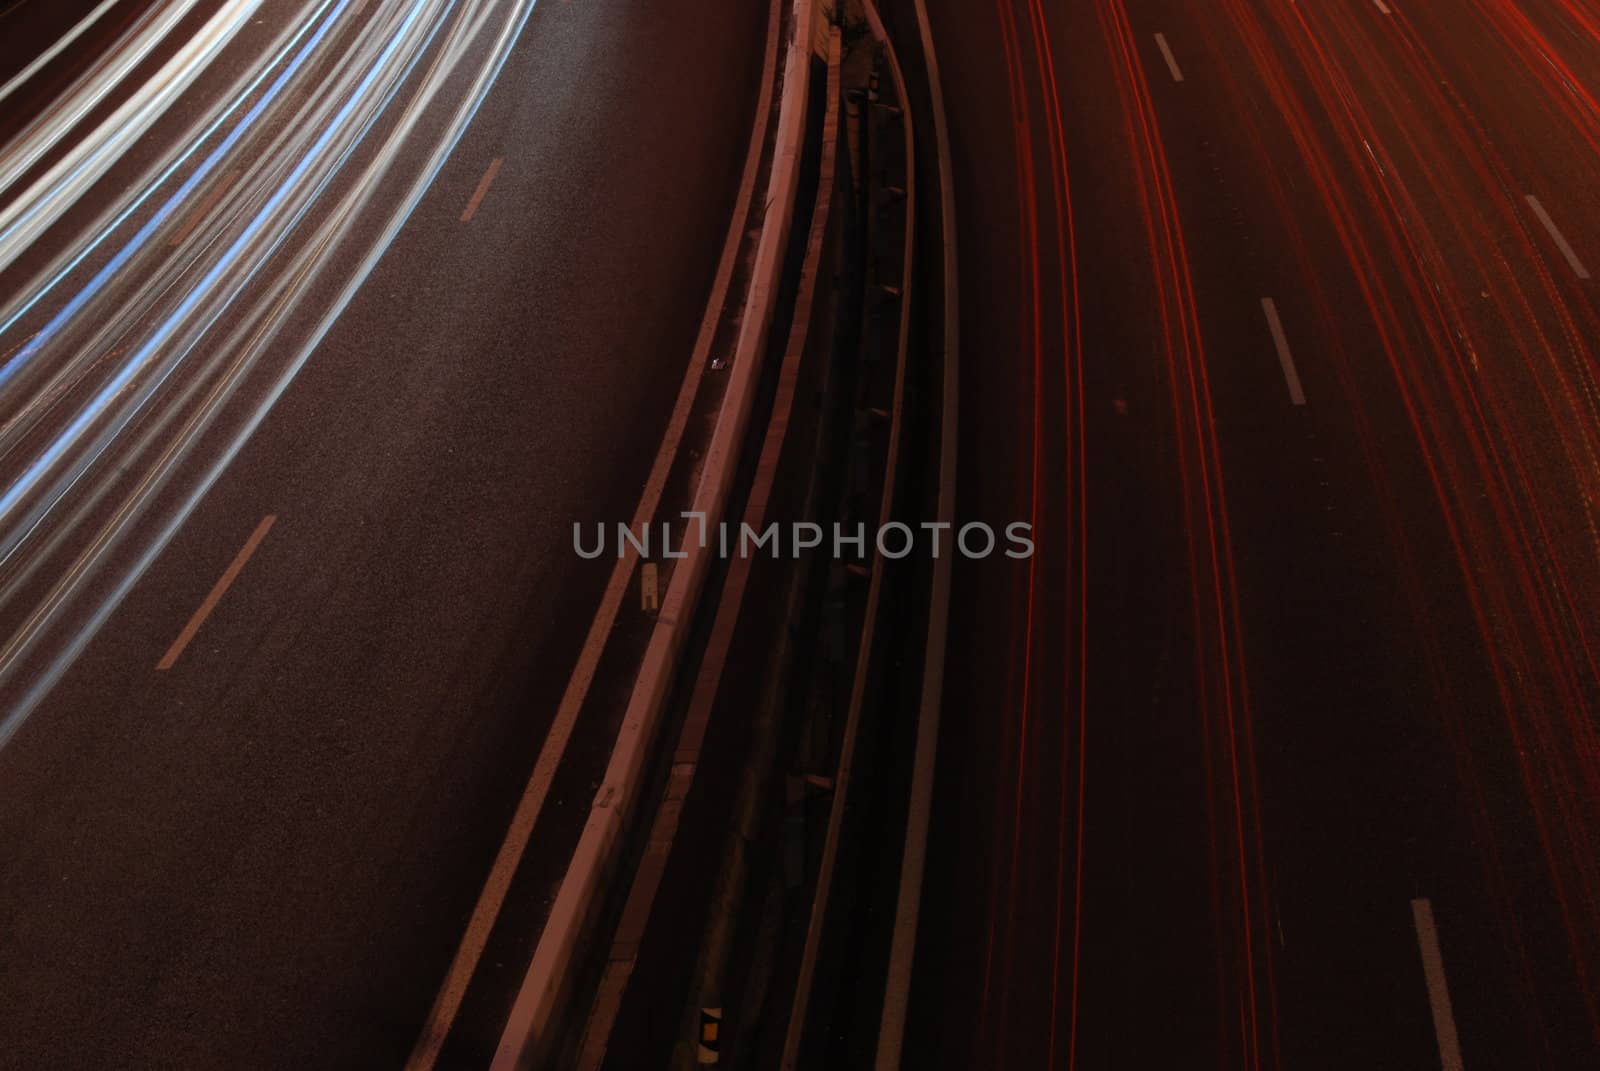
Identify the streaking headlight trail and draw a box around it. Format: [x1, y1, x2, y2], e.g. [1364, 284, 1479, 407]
[0, 0, 541, 745]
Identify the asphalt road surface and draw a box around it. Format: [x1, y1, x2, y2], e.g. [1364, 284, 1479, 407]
[902, 0, 1600, 1068]
[0, 1, 764, 1067]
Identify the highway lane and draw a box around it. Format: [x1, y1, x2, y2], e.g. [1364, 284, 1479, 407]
[0, 1, 766, 1067]
[900, 0, 1600, 1067]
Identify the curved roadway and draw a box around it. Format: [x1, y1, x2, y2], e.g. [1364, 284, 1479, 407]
[905, 0, 1600, 1067]
[0, 1, 766, 1067]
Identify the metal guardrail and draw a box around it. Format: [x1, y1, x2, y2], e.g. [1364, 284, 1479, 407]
[873, 0, 960, 1060]
[487, 0, 823, 1064]
[659, 28, 857, 1069]
[554, 19, 858, 1070]
[503, 2, 955, 1062]
[778, 5, 917, 1065]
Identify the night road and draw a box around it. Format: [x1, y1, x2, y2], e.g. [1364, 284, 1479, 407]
[896, 0, 1600, 1068]
[2, 1, 1599, 1070]
[0, 1, 765, 1067]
